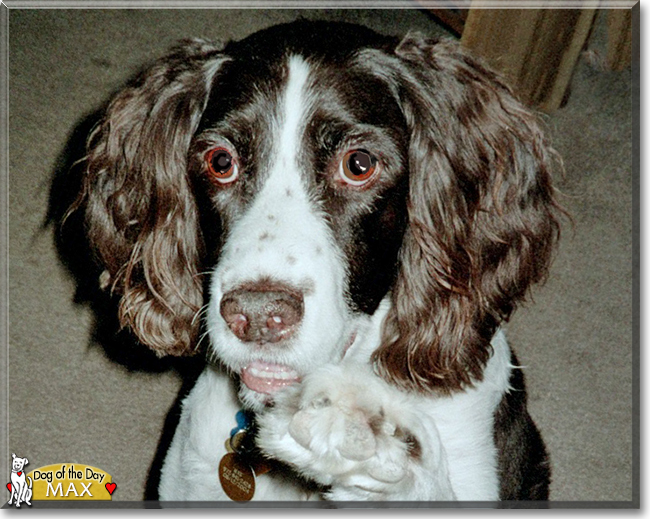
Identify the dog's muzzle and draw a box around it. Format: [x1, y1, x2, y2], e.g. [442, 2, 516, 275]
[220, 282, 304, 344]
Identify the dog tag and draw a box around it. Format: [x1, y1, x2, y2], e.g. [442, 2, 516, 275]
[219, 453, 256, 501]
[229, 430, 248, 453]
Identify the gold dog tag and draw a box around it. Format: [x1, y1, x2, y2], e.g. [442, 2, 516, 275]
[219, 453, 256, 501]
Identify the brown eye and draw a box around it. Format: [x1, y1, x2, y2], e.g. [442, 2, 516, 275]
[206, 147, 239, 184]
[340, 149, 378, 186]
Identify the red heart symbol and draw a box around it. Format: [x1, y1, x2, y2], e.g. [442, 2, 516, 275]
[6, 483, 11, 492]
[17, 472, 22, 477]
[105, 482, 116, 496]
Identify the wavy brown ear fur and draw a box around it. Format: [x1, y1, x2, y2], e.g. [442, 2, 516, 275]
[369, 35, 562, 393]
[75, 40, 228, 356]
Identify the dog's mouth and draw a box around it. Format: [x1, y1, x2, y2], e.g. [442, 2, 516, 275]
[240, 360, 301, 395]
[239, 330, 359, 396]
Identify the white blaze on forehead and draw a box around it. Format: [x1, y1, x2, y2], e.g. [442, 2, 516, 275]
[273, 55, 312, 180]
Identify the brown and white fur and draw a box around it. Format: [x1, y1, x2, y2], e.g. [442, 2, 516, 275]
[73, 20, 561, 503]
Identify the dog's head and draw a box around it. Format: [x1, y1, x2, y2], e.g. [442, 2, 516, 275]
[12, 454, 28, 472]
[78, 20, 561, 408]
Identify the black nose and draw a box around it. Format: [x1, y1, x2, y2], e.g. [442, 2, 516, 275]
[220, 283, 304, 344]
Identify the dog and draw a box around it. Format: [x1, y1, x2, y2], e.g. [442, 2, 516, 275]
[8, 454, 32, 507]
[72, 20, 561, 502]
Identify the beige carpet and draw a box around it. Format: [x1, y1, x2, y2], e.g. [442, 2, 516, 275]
[5, 7, 636, 505]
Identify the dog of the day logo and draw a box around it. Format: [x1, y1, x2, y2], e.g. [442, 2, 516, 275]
[7, 456, 116, 505]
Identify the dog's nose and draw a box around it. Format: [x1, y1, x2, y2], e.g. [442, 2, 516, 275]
[220, 283, 304, 344]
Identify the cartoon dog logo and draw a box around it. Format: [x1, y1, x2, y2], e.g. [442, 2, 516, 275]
[7, 453, 33, 507]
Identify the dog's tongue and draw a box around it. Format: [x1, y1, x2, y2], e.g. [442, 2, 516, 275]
[241, 361, 300, 395]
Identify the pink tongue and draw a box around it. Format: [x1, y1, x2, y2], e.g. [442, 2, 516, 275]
[240, 361, 300, 395]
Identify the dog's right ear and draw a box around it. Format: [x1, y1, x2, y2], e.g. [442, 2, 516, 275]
[75, 40, 229, 357]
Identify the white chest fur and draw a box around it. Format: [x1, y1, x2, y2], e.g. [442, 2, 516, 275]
[159, 328, 511, 502]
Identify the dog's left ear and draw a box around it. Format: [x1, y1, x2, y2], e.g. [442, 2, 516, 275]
[369, 35, 563, 394]
[75, 40, 229, 357]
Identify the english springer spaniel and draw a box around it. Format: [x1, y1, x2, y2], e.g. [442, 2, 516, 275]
[74, 20, 561, 503]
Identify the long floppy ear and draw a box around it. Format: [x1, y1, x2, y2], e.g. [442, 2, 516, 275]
[370, 35, 562, 393]
[77, 40, 228, 356]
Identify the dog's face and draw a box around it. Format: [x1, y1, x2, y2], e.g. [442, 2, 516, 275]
[191, 32, 411, 408]
[80, 21, 560, 404]
[12, 454, 28, 473]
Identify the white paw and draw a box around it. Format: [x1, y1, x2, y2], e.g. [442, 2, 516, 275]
[257, 363, 451, 500]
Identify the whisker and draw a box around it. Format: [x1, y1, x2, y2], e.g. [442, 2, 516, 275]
[196, 327, 212, 352]
[192, 303, 210, 327]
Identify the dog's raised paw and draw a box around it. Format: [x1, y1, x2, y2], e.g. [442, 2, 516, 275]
[287, 392, 380, 462]
[256, 363, 424, 497]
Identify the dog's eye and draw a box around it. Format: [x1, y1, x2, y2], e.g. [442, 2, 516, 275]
[206, 147, 239, 184]
[340, 149, 378, 186]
